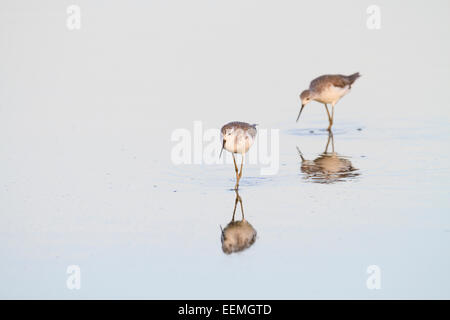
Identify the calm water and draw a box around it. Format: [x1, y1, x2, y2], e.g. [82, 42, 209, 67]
[1, 1, 450, 299]
[2, 116, 449, 299]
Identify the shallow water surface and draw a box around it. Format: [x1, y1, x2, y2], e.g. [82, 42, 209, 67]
[2, 117, 449, 299]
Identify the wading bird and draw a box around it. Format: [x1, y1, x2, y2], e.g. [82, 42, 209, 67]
[220, 121, 257, 190]
[297, 73, 361, 130]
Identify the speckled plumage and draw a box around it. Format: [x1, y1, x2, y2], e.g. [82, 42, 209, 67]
[309, 73, 360, 93]
[221, 121, 257, 138]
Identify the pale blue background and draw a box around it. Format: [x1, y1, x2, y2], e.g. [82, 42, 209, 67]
[0, 0, 449, 298]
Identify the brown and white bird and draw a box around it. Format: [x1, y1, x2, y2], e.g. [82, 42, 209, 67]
[220, 121, 257, 190]
[297, 73, 361, 130]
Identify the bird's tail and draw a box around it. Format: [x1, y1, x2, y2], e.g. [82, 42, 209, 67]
[347, 72, 361, 84]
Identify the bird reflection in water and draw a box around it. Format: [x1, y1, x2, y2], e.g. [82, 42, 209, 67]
[297, 131, 359, 184]
[220, 190, 257, 254]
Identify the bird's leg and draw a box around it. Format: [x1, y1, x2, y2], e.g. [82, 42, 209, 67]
[235, 154, 245, 190]
[234, 154, 244, 190]
[330, 105, 335, 128]
[330, 131, 335, 153]
[232, 153, 239, 175]
[324, 104, 333, 131]
[331, 105, 335, 123]
[324, 104, 332, 122]
[238, 153, 245, 179]
[232, 153, 239, 189]
[233, 153, 241, 190]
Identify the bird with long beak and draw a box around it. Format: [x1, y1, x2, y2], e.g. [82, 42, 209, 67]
[297, 72, 361, 130]
[220, 122, 257, 190]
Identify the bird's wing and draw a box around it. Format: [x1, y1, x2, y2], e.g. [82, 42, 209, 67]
[310, 75, 349, 91]
[329, 75, 350, 88]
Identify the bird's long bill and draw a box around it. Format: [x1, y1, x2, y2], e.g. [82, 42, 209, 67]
[296, 104, 305, 122]
[219, 139, 225, 158]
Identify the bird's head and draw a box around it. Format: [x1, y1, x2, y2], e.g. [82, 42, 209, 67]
[219, 127, 234, 158]
[297, 90, 313, 122]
